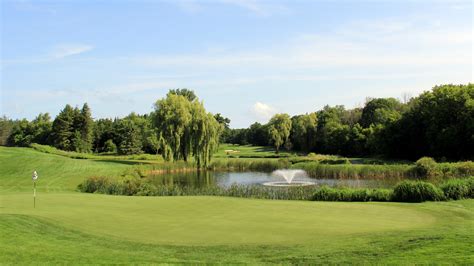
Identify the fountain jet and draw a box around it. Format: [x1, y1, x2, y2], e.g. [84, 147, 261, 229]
[263, 169, 315, 187]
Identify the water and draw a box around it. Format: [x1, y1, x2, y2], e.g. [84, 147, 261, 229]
[146, 171, 400, 189]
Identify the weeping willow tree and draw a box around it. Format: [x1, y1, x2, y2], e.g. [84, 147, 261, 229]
[190, 101, 222, 168]
[268, 113, 292, 154]
[152, 90, 222, 168]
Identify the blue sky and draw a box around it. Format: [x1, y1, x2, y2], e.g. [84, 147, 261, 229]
[1, 0, 472, 128]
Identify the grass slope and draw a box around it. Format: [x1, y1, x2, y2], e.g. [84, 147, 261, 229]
[1, 147, 473, 263]
[0, 146, 131, 192]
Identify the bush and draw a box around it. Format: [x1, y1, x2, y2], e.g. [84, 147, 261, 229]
[392, 180, 445, 202]
[77, 176, 111, 193]
[438, 161, 474, 178]
[103, 139, 117, 153]
[467, 177, 474, 198]
[415, 157, 438, 178]
[136, 182, 158, 196]
[370, 189, 392, 201]
[440, 178, 474, 200]
[311, 186, 392, 202]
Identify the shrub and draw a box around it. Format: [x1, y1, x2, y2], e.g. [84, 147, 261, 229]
[136, 182, 158, 196]
[414, 157, 438, 178]
[311, 186, 339, 201]
[311, 186, 392, 202]
[103, 139, 117, 153]
[392, 180, 445, 202]
[438, 161, 474, 178]
[440, 177, 474, 200]
[369, 189, 392, 201]
[440, 179, 469, 200]
[77, 176, 111, 193]
[467, 177, 474, 198]
[119, 178, 141, 196]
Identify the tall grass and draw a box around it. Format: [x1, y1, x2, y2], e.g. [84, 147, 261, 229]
[437, 161, 474, 178]
[293, 161, 474, 180]
[311, 186, 392, 202]
[293, 162, 414, 179]
[392, 180, 445, 202]
[78, 176, 316, 200]
[440, 177, 474, 200]
[209, 158, 290, 172]
[78, 176, 474, 202]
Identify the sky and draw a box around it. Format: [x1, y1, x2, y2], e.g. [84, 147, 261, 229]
[1, 0, 472, 128]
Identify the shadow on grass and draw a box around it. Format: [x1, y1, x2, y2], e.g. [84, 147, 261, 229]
[92, 159, 155, 166]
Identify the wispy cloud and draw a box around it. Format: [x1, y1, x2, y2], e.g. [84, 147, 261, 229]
[2, 43, 95, 67]
[13, 0, 57, 14]
[173, 0, 203, 13]
[220, 0, 288, 16]
[172, 0, 288, 16]
[51, 44, 94, 58]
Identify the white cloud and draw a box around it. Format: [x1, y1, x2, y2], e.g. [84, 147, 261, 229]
[252, 102, 277, 122]
[128, 17, 471, 70]
[52, 44, 94, 58]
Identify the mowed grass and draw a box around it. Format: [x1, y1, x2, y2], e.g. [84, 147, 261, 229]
[215, 144, 296, 158]
[1, 147, 473, 263]
[0, 193, 436, 245]
[1, 194, 473, 264]
[0, 146, 131, 192]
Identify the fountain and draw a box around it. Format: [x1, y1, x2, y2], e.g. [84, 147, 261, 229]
[262, 169, 315, 187]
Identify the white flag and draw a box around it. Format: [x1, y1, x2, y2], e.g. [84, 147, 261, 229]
[32, 171, 38, 181]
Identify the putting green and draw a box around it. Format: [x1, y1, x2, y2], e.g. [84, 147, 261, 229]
[1, 147, 473, 263]
[1, 192, 435, 245]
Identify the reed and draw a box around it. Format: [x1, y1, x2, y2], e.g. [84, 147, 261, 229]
[78, 176, 474, 202]
[293, 162, 414, 179]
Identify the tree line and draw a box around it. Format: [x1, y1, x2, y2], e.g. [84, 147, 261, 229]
[1, 84, 473, 161]
[222, 84, 473, 160]
[0, 89, 222, 167]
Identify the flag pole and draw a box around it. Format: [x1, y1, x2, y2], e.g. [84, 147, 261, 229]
[32, 171, 38, 208]
[34, 181, 36, 208]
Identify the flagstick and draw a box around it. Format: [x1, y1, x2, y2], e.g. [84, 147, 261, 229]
[34, 181, 36, 208]
[32, 171, 38, 208]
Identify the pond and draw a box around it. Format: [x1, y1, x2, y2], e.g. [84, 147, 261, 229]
[146, 171, 401, 189]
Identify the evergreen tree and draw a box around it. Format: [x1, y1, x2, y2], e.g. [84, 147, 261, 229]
[78, 103, 93, 153]
[115, 119, 142, 155]
[52, 104, 75, 151]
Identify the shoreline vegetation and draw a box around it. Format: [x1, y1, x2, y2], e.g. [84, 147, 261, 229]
[27, 143, 474, 202]
[30, 143, 474, 180]
[78, 175, 474, 203]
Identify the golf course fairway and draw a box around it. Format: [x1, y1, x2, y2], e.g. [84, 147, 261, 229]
[1, 147, 473, 263]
